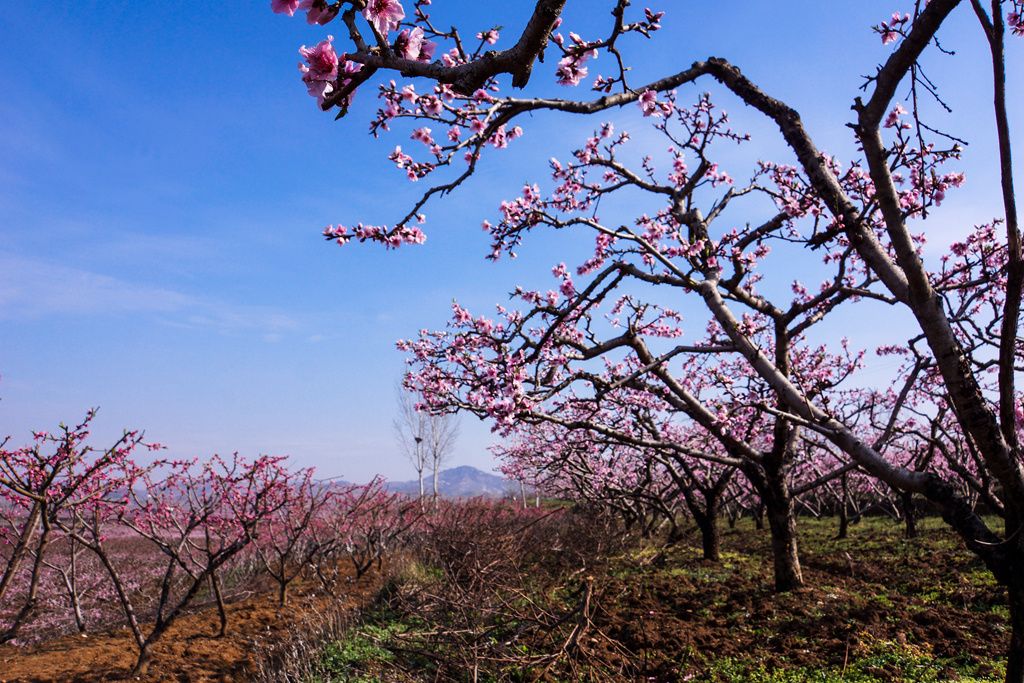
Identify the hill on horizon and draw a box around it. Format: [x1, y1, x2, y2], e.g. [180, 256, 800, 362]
[384, 465, 513, 498]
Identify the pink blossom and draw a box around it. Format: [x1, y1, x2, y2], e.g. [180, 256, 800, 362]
[639, 90, 659, 117]
[421, 96, 443, 116]
[555, 55, 588, 86]
[883, 104, 908, 129]
[644, 8, 664, 29]
[363, 0, 405, 35]
[477, 29, 500, 45]
[298, 36, 340, 105]
[411, 127, 434, 146]
[271, 0, 300, 16]
[299, 36, 339, 80]
[1009, 11, 1024, 36]
[879, 12, 910, 45]
[395, 27, 436, 61]
[298, 0, 339, 25]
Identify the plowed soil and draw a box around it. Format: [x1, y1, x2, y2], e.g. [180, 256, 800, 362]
[0, 571, 380, 682]
[583, 518, 1008, 680]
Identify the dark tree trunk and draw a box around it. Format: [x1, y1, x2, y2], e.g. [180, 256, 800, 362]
[763, 478, 803, 592]
[640, 519, 653, 539]
[836, 474, 850, 540]
[739, 461, 802, 592]
[900, 491, 918, 539]
[0, 503, 41, 606]
[754, 503, 765, 530]
[132, 644, 153, 677]
[211, 572, 227, 637]
[765, 507, 802, 591]
[678, 478, 724, 562]
[0, 524, 51, 644]
[701, 490, 722, 562]
[696, 514, 721, 562]
[1006, 539, 1024, 683]
[665, 515, 683, 546]
[1009, 587, 1024, 683]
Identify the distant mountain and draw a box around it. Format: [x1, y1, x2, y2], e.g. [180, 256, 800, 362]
[386, 465, 513, 498]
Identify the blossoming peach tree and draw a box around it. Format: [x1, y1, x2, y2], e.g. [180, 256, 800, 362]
[271, 0, 1024, 676]
[0, 411, 427, 676]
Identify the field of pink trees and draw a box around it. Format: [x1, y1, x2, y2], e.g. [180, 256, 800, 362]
[0, 411, 421, 677]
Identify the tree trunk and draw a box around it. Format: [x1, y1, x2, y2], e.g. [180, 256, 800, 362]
[132, 644, 153, 677]
[432, 466, 440, 506]
[763, 478, 803, 592]
[0, 503, 41, 605]
[836, 474, 850, 540]
[665, 517, 684, 546]
[1007, 570, 1024, 683]
[276, 558, 290, 607]
[93, 543, 145, 651]
[0, 530, 50, 643]
[754, 503, 765, 530]
[836, 503, 849, 540]
[211, 572, 227, 637]
[900, 491, 918, 539]
[1003, 516, 1024, 683]
[696, 514, 721, 562]
[701, 490, 722, 561]
[69, 541, 86, 633]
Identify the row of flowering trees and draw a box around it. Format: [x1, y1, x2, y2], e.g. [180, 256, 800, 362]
[269, 0, 1024, 679]
[0, 411, 416, 676]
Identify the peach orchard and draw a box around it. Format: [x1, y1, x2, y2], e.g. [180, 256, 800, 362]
[271, 1, 1024, 680]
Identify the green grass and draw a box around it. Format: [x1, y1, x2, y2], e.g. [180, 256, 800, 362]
[696, 637, 1005, 682]
[307, 619, 406, 683]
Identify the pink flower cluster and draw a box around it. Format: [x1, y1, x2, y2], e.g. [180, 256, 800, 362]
[273, 0, 339, 25]
[878, 11, 911, 44]
[394, 26, 436, 61]
[323, 221, 426, 248]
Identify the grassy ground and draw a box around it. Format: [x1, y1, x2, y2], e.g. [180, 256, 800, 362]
[302, 515, 1008, 682]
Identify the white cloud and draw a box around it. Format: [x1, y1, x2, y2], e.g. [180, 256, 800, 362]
[0, 252, 298, 336]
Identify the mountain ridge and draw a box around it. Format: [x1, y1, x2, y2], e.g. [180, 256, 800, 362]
[384, 464, 512, 498]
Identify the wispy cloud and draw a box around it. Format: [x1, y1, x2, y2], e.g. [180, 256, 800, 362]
[0, 253, 298, 336]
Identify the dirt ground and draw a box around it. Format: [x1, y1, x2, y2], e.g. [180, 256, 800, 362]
[0, 517, 1010, 682]
[321, 516, 1010, 682]
[584, 517, 1009, 680]
[0, 571, 380, 683]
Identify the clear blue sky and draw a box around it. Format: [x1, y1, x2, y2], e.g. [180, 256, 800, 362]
[0, 2, 1019, 481]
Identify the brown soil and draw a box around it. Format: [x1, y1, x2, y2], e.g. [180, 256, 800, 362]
[0, 572, 380, 683]
[583, 520, 1008, 680]
[325, 516, 1009, 682]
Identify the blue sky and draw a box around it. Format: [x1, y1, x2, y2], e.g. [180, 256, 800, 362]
[1, 2, 1019, 481]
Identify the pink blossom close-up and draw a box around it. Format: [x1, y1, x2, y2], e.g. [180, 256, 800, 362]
[363, 0, 405, 35]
